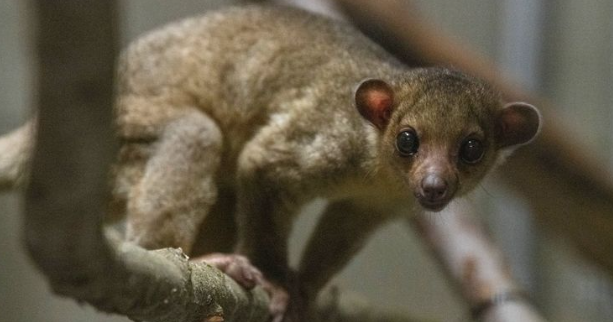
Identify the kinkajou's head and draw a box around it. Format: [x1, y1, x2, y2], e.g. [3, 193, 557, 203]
[355, 68, 541, 211]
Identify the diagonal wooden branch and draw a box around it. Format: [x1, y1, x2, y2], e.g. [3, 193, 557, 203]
[409, 203, 546, 322]
[333, 0, 613, 284]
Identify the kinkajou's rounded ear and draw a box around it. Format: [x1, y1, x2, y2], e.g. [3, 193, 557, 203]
[354, 78, 394, 130]
[496, 102, 542, 148]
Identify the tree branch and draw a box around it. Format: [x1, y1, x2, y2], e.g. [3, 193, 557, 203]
[410, 203, 546, 322]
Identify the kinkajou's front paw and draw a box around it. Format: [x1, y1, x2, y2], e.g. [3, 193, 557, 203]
[195, 253, 263, 288]
[193, 253, 289, 322]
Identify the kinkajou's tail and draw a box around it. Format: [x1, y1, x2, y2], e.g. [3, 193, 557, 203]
[0, 119, 35, 191]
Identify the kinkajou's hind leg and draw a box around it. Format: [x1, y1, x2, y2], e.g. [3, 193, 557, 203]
[125, 110, 223, 254]
[122, 109, 266, 290]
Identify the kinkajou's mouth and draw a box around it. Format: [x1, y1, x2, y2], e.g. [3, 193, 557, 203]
[416, 198, 450, 212]
[414, 189, 452, 212]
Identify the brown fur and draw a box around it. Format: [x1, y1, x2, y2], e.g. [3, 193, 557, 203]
[0, 5, 541, 321]
[107, 4, 540, 320]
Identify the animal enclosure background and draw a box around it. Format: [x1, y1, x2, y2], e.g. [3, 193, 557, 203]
[0, 0, 612, 321]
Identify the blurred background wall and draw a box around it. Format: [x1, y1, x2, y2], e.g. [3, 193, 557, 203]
[1, 1, 612, 321]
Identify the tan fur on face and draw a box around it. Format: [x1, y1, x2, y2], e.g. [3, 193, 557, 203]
[378, 69, 504, 200]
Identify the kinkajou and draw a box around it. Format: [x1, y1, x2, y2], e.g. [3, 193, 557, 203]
[0, 5, 541, 322]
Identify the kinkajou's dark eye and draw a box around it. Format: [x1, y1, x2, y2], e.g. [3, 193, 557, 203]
[396, 129, 419, 156]
[460, 138, 484, 164]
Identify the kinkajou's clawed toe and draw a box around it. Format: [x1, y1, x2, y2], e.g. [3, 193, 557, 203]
[193, 253, 290, 321]
[194, 253, 263, 289]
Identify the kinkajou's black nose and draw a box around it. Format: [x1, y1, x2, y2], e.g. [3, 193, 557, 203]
[420, 174, 448, 202]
